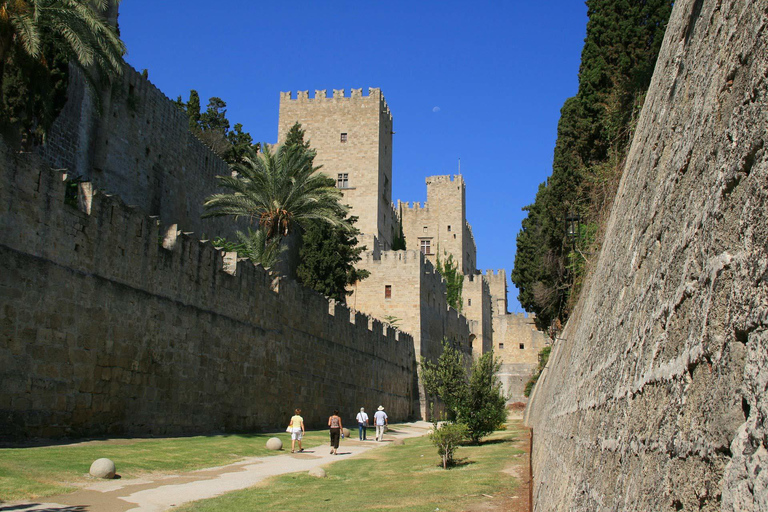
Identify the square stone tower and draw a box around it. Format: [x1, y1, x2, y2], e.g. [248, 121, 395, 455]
[398, 175, 477, 275]
[277, 88, 395, 249]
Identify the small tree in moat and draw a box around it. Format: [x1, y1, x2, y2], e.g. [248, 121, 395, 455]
[421, 340, 507, 444]
[421, 341, 468, 421]
[458, 352, 508, 444]
[429, 421, 468, 469]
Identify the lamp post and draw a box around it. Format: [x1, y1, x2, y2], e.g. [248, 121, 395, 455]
[565, 213, 580, 247]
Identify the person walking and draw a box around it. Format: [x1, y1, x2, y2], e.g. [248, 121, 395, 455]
[355, 407, 369, 440]
[373, 405, 388, 442]
[287, 408, 305, 453]
[328, 409, 343, 455]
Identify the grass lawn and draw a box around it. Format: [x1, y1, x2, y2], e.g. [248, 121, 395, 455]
[0, 429, 331, 502]
[178, 423, 527, 512]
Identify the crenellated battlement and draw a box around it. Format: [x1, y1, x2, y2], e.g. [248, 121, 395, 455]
[280, 87, 391, 119]
[425, 174, 465, 186]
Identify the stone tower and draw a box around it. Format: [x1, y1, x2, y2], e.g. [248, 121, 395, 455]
[277, 88, 395, 249]
[398, 175, 477, 275]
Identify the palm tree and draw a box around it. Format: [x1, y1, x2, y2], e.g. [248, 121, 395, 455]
[203, 143, 351, 267]
[0, 0, 125, 102]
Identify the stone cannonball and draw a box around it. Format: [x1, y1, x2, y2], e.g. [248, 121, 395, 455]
[266, 437, 283, 451]
[89, 458, 116, 479]
[309, 467, 327, 478]
[342, 428, 351, 438]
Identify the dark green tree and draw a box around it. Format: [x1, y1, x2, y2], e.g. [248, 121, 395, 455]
[186, 90, 201, 133]
[421, 341, 468, 421]
[284, 121, 371, 299]
[0, 0, 125, 140]
[458, 353, 507, 444]
[284, 121, 311, 152]
[296, 214, 370, 302]
[511, 0, 673, 331]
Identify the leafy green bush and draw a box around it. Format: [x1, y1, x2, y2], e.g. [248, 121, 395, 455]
[524, 345, 552, 397]
[429, 422, 468, 469]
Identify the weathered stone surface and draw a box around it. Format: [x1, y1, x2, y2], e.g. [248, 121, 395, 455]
[342, 428, 350, 438]
[308, 467, 326, 478]
[89, 458, 116, 479]
[0, 143, 416, 439]
[526, 1, 768, 511]
[265, 437, 282, 451]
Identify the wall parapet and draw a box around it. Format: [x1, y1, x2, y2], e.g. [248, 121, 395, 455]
[0, 143, 415, 438]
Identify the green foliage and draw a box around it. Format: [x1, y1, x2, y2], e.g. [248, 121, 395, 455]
[203, 143, 350, 274]
[392, 215, 406, 250]
[429, 421, 469, 469]
[458, 353, 508, 444]
[422, 342, 506, 444]
[0, 0, 125, 140]
[421, 341, 469, 421]
[436, 252, 463, 311]
[284, 121, 311, 152]
[296, 214, 370, 302]
[523, 345, 552, 397]
[382, 315, 401, 328]
[181, 90, 258, 165]
[511, 0, 673, 331]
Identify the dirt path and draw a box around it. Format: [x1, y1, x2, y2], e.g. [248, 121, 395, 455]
[462, 420, 532, 512]
[4, 422, 432, 512]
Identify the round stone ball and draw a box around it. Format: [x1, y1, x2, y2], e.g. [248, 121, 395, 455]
[342, 428, 351, 438]
[393, 438, 405, 446]
[308, 467, 327, 478]
[89, 458, 116, 479]
[266, 437, 283, 451]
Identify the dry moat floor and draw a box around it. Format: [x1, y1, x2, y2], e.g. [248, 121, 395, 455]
[1, 420, 530, 512]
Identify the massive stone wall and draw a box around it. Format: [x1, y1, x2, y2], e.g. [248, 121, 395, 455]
[463, 273, 493, 357]
[347, 249, 473, 418]
[494, 313, 548, 403]
[39, 64, 236, 240]
[277, 88, 395, 248]
[526, 1, 767, 510]
[0, 145, 415, 438]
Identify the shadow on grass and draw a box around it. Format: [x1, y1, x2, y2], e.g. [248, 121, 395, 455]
[0, 505, 87, 511]
[441, 458, 476, 469]
[469, 438, 517, 446]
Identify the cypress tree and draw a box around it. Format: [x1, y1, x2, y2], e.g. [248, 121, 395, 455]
[511, 0, 673, 331]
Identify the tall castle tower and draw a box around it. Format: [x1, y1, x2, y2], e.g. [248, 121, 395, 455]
[277, 88, 395, 249]
[398, 175, 477, 275]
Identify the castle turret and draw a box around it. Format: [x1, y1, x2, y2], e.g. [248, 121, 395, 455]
[399, 174, 477, 275]
[277, 88, 395, 249]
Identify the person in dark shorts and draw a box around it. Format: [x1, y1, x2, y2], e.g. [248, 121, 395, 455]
[328, 409, 343, 455]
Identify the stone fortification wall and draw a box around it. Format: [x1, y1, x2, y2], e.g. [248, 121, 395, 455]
[39, 64, 236, 240]
[526, 1, 767, 510]
[484, 269, 509, 316]
[494, 313, 548, 403]
[348, 249, 472, 418]
[277, 88, 394, 248]
[398, 174, 477, 275]
[463, 273, 493, 357]
[0, 146, 415, 438]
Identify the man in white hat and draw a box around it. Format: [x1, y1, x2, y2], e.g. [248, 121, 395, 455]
[373, 405, 388, 442]
[355, 407, 369, 440]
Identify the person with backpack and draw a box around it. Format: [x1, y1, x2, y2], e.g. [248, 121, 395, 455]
[355, 407, 369, 440]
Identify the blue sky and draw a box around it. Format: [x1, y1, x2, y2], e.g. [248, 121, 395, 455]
[118, 1, 588, 312]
